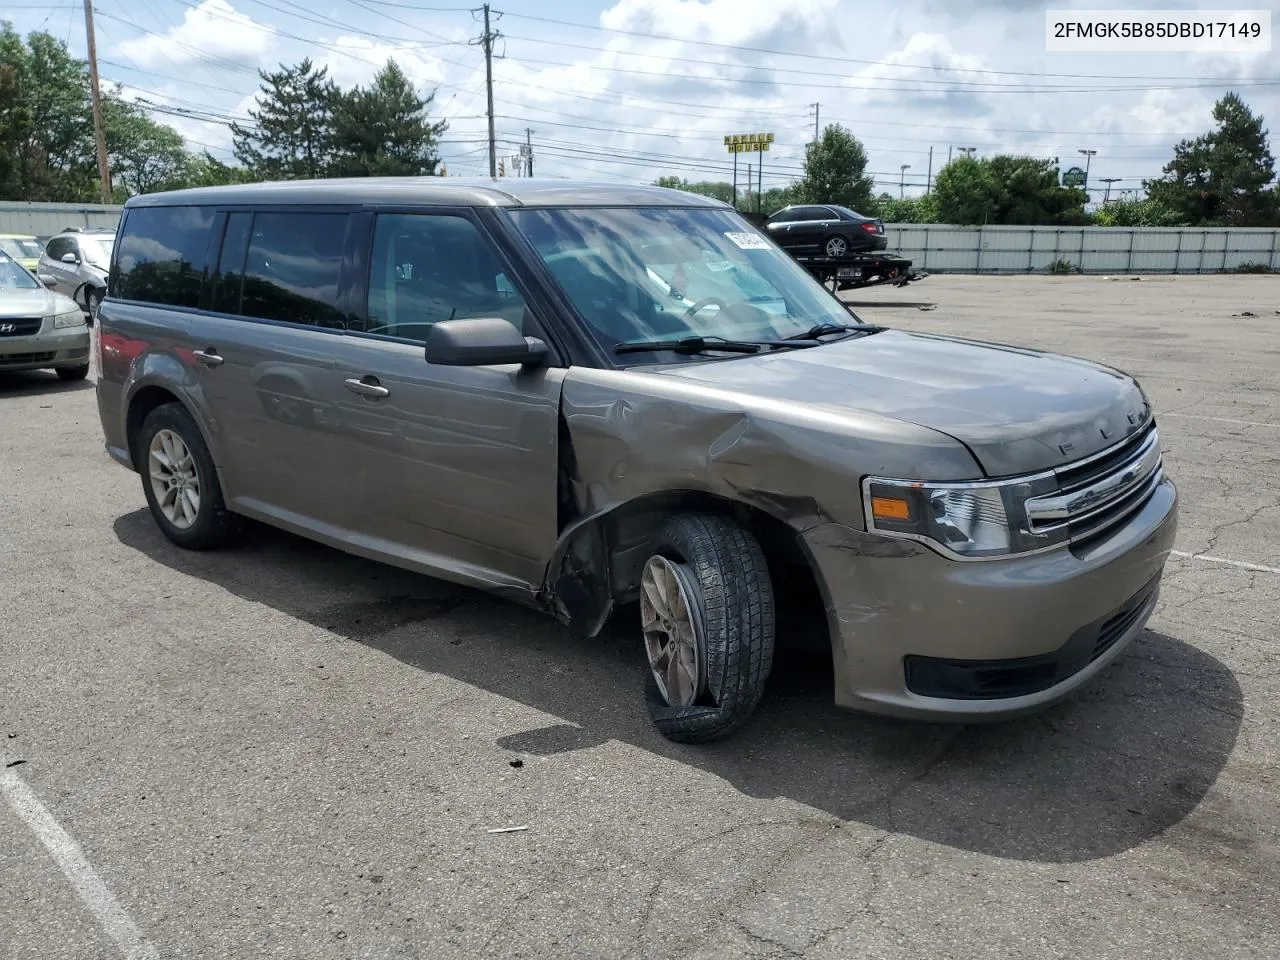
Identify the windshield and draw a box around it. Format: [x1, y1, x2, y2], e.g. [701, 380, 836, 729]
[81, 236, 114, 266]
[0, 237, 43, 259]
[507, 206, 856, 362]
[0, 253, 40, 290]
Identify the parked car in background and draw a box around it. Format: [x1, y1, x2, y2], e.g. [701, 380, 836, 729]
[0, 250, 92, 380]
[37, 226, 115, 322]
[0, 234, 44, 275]
[765, 204, 887, 258]
[96, 179, 1175, 744]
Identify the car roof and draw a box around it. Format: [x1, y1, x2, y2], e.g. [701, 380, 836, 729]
[0, 233, 37, 239]
[123, 177, 734, 210]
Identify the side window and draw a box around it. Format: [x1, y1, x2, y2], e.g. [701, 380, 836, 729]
[45, 237, 69, 260]
[211, 212, 251, 314]
[112, 206, 214, 307]
[366, 214, 526, 344]
[241, 212, 349, 328]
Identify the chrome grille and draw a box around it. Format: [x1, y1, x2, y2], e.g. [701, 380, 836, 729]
[1024, 424, 1162, 544]
[0, 317, 42, 337]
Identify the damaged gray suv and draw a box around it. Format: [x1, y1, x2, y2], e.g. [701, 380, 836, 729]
[96, 180, 1177, 742]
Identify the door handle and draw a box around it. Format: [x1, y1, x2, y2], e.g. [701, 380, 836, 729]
[344, 376, 390, 399]
[192, 348, 224, 368]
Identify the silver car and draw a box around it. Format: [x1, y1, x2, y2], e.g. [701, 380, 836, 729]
[37, 227, 116, 322]
[0, 251, 92, 381]
[94, 180, 1177, 742]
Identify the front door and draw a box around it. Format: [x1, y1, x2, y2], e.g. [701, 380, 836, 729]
[326, 211, 564, 592]
[41, 236, 79, 297]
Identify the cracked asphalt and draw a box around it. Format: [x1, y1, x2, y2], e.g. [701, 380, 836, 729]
[2, 274, 1278, 959]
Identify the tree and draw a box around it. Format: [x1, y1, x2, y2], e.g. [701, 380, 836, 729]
[232, 58, 337, 180]
[180, 150, 253, 187]
[330, 60, 447, 177]
[798, 124, 875, 211]
[103, 94, 190, 196]
[653, 176, 735, 204]
[1090, 197, 1182, 227]
[0, 25, 96, 201]
[0, 62, 30, 197]
[874, 191, 939, 223]
[932, 155, 1088, 225]
[1145, 92, 1278, 226]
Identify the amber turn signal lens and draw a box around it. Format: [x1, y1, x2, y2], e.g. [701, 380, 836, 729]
[870, 496, 911, 521]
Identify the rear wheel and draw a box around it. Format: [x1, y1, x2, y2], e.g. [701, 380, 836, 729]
[824, 235, 848, 258]
[641, 513, 775, 743]
[137, 402, 240, 550]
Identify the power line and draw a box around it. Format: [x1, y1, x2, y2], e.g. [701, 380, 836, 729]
[494, 10, 1280, 85]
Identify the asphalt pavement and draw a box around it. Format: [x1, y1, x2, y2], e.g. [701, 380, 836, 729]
[2, 274, 1277, 959]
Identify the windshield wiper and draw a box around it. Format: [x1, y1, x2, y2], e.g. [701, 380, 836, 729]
[615, 336, 763, 356]
[782, 322, 884, 341]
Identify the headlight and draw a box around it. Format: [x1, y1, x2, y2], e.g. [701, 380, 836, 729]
[863, 474, 1064, 561]
[53, 310, 85, 328]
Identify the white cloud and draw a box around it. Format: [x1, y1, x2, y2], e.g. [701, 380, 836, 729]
[115, 0, 276, 68]
[317, 36, 446, 91]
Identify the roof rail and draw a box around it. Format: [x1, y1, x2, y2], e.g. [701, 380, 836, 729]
[61, 225, 83, 233]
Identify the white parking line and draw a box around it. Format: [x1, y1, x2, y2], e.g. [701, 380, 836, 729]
[1162, 413, 1280, 429]
[1170, 550, 1280, 575]
[1, 770, 159, 960]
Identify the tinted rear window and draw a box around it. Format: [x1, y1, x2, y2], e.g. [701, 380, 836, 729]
[113, 206, 214, 307]
[240, 212, 349, 328]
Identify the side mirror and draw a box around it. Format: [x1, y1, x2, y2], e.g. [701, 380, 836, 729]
[60, 252, 79, 264]
[425, 317, 548, 368]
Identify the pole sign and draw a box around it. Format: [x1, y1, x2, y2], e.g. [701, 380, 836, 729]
[725, 132, 774, 153]
[1062, 166, 1087, 187]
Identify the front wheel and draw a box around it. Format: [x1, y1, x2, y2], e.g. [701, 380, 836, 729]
[85, 288, 102, 326]
[640, 513, 775, 743]
[56, 363, 89, 381]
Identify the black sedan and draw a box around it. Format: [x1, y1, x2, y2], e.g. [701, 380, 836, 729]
[764, 204, 887, 259]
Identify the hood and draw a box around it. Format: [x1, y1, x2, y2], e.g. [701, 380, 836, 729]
[0, 287, 80, 319]
[655, 329, 1149, 477]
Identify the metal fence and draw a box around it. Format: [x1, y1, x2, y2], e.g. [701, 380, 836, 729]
[0, 202, 123, 241]
[884, 224, 1280, 274]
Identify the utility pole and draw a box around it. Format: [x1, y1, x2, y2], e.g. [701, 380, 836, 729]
[1100, 177, 1121, 204]
[475, 3, 499, 178]
[947, 145, 952, 165]
[83, 0, 111, 202]
[747, 163, 752, 211]
[899, 164, 910, 199]
[756, 146, 763, 213]
[525, 127, 533, 177]
[925, 146, 933, 195]
[809, 102, 820, 141]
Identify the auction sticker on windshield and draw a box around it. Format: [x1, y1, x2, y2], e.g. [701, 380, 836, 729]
[725, 232, 770, 250]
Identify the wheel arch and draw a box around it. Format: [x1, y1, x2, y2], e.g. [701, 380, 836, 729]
[544, 488, 827, 643]
[124, 381, 218, 476]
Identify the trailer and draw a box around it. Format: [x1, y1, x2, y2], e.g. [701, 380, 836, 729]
[792, 252, 926, 292]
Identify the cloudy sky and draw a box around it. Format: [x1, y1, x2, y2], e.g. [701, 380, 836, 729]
[8, 0, 1279, 200]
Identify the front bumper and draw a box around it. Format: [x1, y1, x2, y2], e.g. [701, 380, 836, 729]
[0, 321, 91, 372]
[802, 476, 1177, 721]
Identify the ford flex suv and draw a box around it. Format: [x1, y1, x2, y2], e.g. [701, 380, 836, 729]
[95, 179, 1177, 742]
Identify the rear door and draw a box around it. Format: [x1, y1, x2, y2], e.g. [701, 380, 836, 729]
[323, 209, 564, 592]
[790, 207, 829, 253]
[184, 208, 357, 521]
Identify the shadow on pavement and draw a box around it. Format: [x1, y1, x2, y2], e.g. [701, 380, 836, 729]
[114, 509, 1242, 864]
[0, 370, 94, 399]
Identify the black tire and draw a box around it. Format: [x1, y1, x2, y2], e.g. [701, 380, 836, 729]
[137, 402, 240, 550]
[56, 363, 89, 381]
[85, 288, 102, 326]
[643, 513, 775, 743]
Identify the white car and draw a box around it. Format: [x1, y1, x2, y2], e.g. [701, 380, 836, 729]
[0, 251, 92, 381]
[36, 226, 115, 323]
